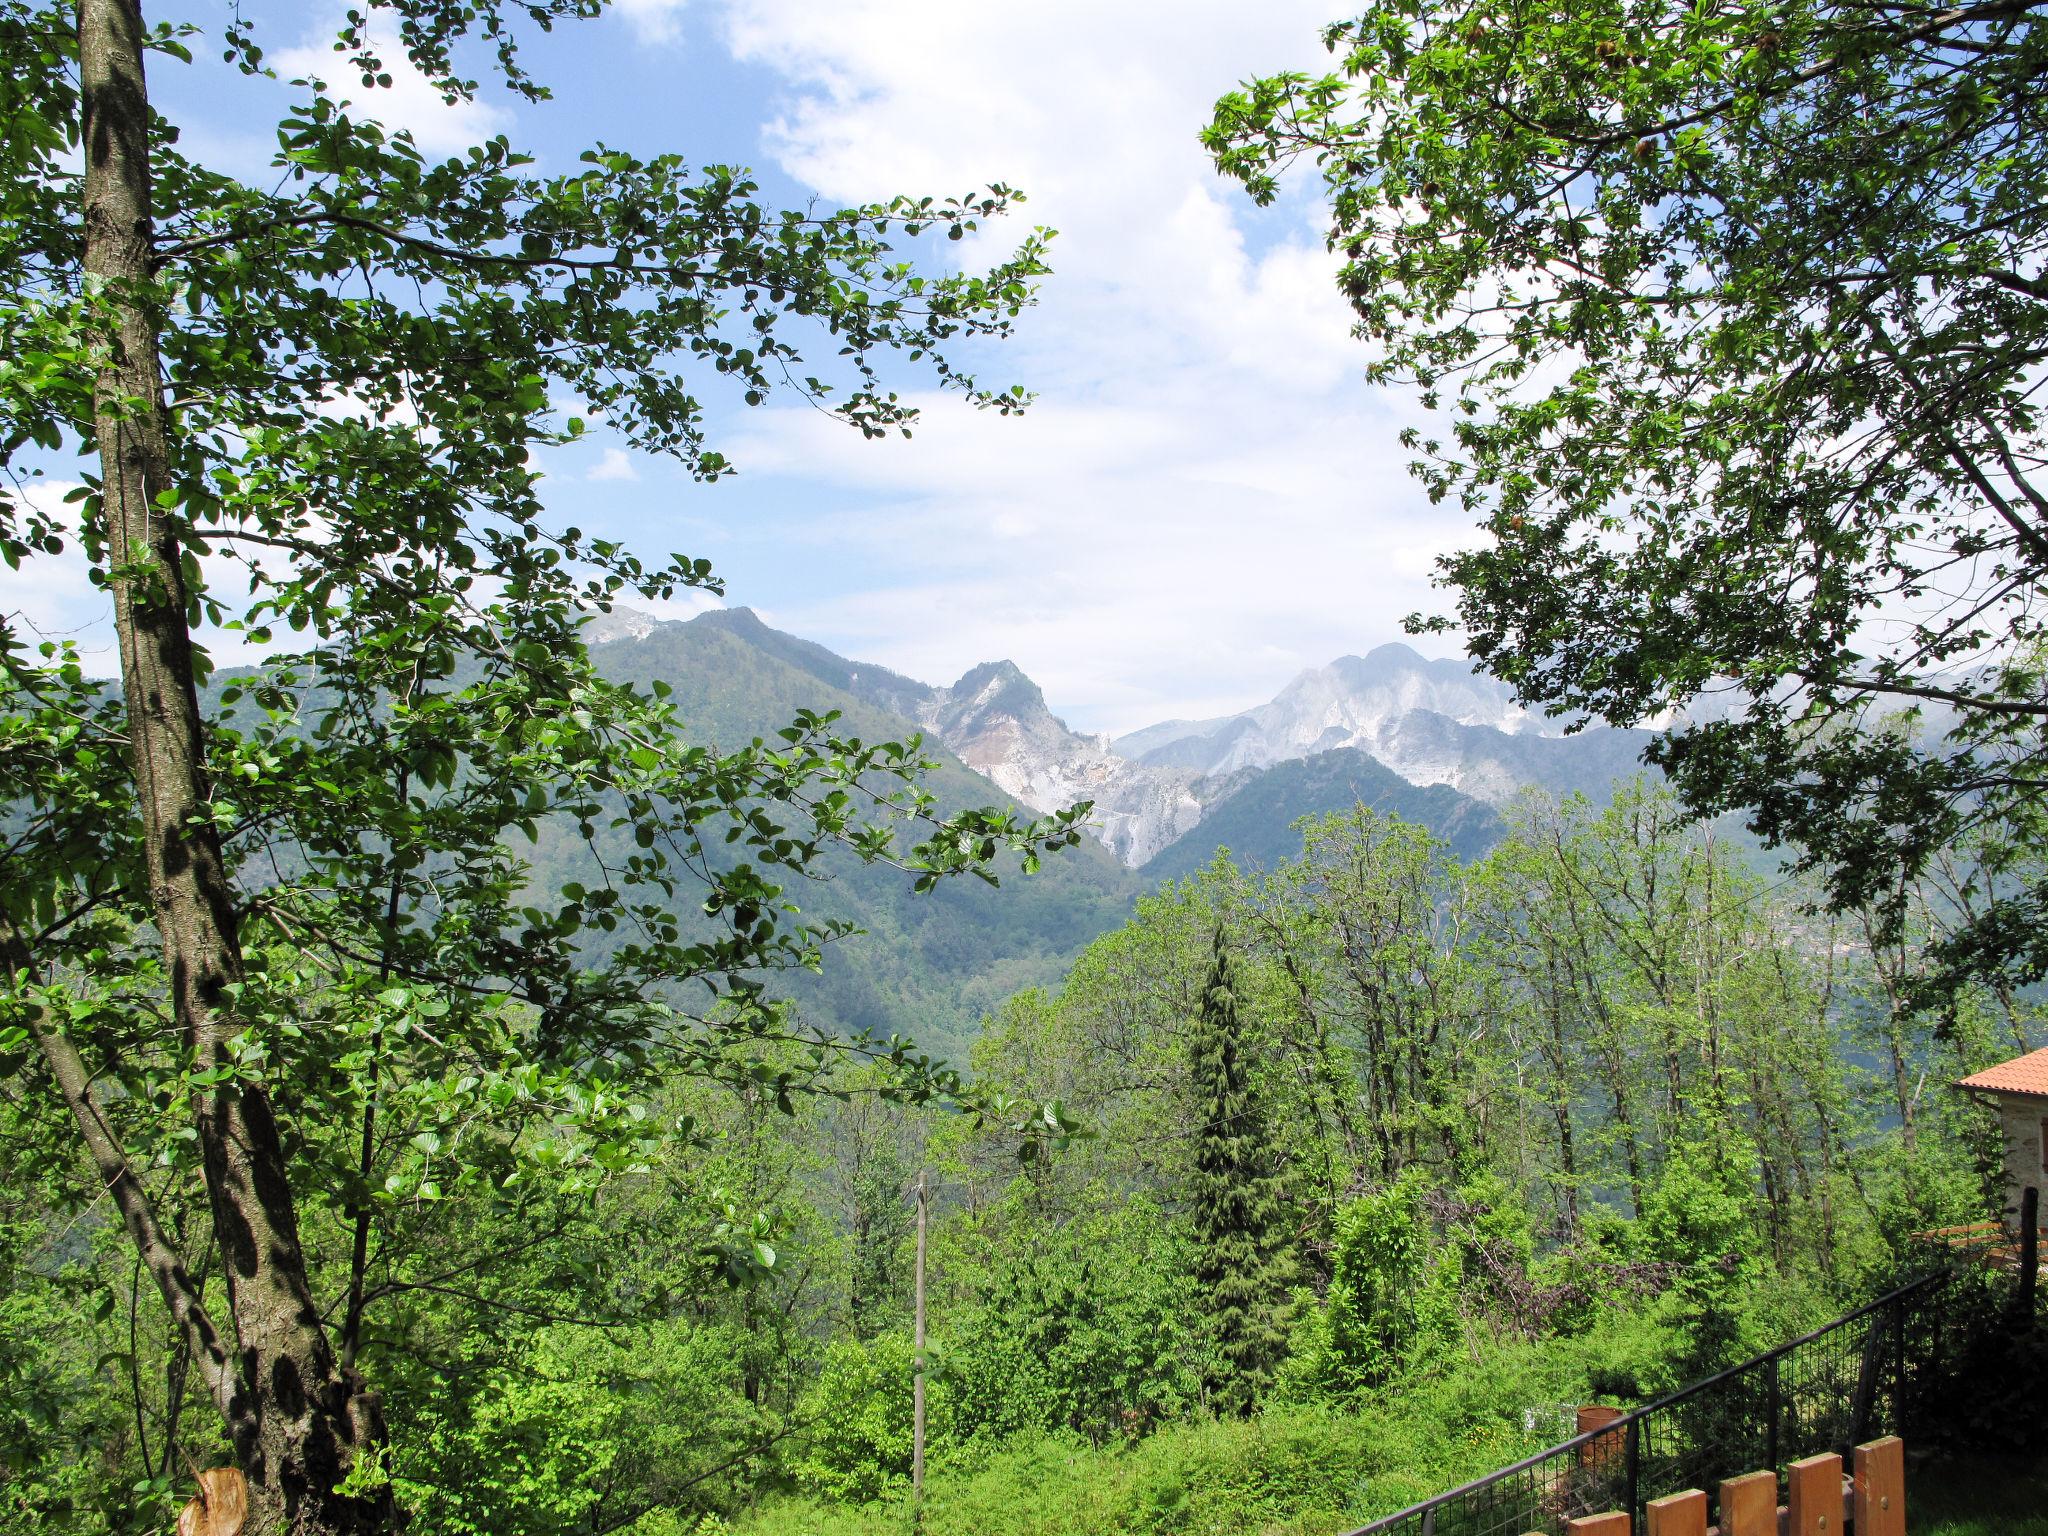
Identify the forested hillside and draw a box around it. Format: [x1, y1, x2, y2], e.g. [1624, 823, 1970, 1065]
[183, 605, 1656, 1063]
[721, 788, 2030, 1535]
[1142, 747, 1501, 881]
[555, 611, 1586, 1056]
[593, 609, 1654, 876]
[558, 614, 1140, 1057]
[6, 783, 2025, 1534]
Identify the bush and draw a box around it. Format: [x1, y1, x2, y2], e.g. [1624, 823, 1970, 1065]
[1302, 1173, 1468, 1396]
[1915, 1269, 2048, 1458]
[736, 1334, 1660, 1536]
[789, 1335, 921, 1504]
[944, 1198, 1204, 1448]
[1636, 1137, 1768, 1377]
[390, 1321, 772, 1535]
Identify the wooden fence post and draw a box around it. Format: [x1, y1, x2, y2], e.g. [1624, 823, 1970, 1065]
[1718, 1469, 1777, 1536]
[1562, 1515, 1629, 1536]
[1786, 1452, 1843, 1536]
[1854, 1437, 1905, 1536]
[1644, 1488, 1706, 1536]
[2021, 1184, 2039, 1318]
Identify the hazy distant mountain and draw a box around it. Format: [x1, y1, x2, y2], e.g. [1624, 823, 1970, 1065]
[683, 614, 1202, 865]
[1366, 708, 1657, 804]
[1114, 644, 1557, 773]
[567, 611, 1138, 1056]
[549, 608, 1680, 1045]
[688, 607, 938, 722]
[906, 660, 1202, 867]
[583, 613, 1658, 881]
[890, 636, 1648, 867]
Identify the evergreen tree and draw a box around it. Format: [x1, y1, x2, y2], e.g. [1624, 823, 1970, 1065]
[1188, 929, 1291, 1416]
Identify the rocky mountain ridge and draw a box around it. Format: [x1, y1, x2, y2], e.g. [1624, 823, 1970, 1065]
[1112, 646, 1559, 771]
[590, 609, 1654, 869]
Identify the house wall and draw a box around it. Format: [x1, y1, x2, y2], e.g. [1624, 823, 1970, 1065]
[1998, 1097, 2048, 1227]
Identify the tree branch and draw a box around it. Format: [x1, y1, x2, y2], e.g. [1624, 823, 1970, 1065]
[1562, 0, 2048, 151]
[1825, 673, 2048, 717]
[2, 924, 238, 1425]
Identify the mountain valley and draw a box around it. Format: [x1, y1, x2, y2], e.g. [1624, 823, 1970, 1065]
[560, 608, 1663, 1050]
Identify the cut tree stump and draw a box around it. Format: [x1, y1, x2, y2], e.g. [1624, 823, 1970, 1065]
[177, 1467, 246, 1536]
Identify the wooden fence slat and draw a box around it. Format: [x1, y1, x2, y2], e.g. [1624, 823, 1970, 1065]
[1785, 1458, 1851, 1536]
[1854, 1436, 1906, 1536]
[1718, 1469, 1778, 1536]
[1644, 1486, 1708, 1536]
[1786, 1451, 1844, 1535]
[1563, 1515, 1630, 1536]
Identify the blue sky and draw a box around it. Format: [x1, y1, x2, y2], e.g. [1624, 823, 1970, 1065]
[15, 1, 1470, 736]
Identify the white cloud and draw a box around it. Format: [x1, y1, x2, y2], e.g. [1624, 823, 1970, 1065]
[723, 391, 1450, 734]
[694, 0, 1458, 731]
[718, 0, 1357, 369]
[615, 0, 690, 45]
[275, 14, 513, 157]
[640, 589, 725, 624]
[588, 447, 641, 483]
[0, 479, 288, 671]
[2, 473, 443, 676]
[314, 388, 423, 431]
[16, 5, 1474, 742]
[0, 480, 114, 664]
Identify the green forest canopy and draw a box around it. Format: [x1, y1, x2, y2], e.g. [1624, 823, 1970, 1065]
[1, 2, 1078, 1529]
[3, 783, 2031, 1532]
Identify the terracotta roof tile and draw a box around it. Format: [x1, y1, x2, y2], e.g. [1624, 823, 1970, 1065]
[1957, 1047, 2048, 1099]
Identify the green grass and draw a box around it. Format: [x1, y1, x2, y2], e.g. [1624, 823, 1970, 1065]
[728, 1409, 1452, 1536]
[726, 1333, 1664, 1536]
[1912, 1454, 2048, 1536]
[726, 1437, 2048, 1536]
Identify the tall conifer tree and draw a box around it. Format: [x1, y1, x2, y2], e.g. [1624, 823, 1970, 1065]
[1189, 929, 1291, 1416]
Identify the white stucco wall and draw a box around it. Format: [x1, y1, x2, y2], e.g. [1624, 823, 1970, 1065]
[1998, 1097, 2047, 1226]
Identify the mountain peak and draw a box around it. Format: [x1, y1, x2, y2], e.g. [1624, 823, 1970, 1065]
[576, 603, 1631, 872]
[684, 607, 936, 719]
[1327, 643, 1469, 688]
[920, 658, 1201, 864]
[1358, 640, 1430, 668]
[696, 605, 768, 635]
[946, 660, 1048, 720]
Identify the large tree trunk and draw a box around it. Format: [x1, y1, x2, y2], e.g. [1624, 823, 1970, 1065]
[76, 2, 393, 1529]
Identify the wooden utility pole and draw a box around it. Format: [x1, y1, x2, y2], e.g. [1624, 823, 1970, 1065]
[912, 1167, 928, 1516]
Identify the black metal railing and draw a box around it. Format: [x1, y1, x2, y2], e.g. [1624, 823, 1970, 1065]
[1341, 1271, 1952, 1536]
